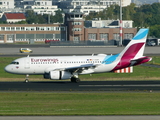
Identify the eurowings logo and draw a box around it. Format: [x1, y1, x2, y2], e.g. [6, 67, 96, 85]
[31, 58, 59, 63]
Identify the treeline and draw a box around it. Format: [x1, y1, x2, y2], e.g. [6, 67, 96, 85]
[85, 3, 160, 38]
[0, 9, 64, 24]
[25, 10, 63, 24]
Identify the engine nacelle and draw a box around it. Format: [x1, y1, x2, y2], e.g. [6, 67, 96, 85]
[44, 71, 72, 80]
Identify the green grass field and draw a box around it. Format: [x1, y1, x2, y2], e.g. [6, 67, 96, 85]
[0, 92, 160, 116]
[0, 56, 160, 115]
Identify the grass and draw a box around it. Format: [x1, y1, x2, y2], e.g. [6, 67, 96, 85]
[0, 92, 160, 116]
[148, 56, 160, 65]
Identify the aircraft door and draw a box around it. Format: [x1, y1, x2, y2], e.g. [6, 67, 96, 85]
[24, 58, 30, 69]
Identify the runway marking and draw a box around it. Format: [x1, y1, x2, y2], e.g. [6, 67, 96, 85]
[79, 84, 160, 87]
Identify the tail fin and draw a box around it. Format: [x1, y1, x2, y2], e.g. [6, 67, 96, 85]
[113, 28, 150, 71]
[119, 28, 149, 59]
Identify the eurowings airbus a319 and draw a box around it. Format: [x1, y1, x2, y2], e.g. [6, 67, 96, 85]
[5, 28, 152, 83]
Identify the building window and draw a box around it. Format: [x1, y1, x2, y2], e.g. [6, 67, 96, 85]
[36, 2, 40, 5]
[100, 33, 108, 41]
[72, 22, 81, 25]
[1, 27, 5, 31]
[113, 33, 119, 40]
[124, 33, 134, 39]
[47, 27, 50, 31]
[16, 27, 20, 31]
[11, 27, 15, 31]
[25, 27, 30, 31]
[73, 28, 81, 31]
[6, 27, 10, 31]
[88, 33, 96, 40]
[31, 27, 35, 31]
[55, 27, 60, 31]
[51, 27, 54, 30]
[61, 27, 65, 31]
[40, 27, 45, 30]
[21, 27, 25, 31]
[36, 27, 39, 31]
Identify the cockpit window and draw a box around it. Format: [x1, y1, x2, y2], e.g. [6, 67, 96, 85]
[10, 61, 19, 65]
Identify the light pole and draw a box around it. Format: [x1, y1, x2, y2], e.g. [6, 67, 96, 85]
[119, 0, 123, 46]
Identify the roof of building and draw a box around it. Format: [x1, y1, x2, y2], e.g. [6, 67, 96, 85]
[4, 13, 26, 19]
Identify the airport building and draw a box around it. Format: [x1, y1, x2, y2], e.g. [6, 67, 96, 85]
[0, 12, 136, 44]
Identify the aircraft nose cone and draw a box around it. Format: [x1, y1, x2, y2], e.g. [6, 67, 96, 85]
[4, 65, 11, 73]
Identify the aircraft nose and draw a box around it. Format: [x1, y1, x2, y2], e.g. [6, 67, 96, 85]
[4, 65, 9, 72]
[4, 65, 11, 73]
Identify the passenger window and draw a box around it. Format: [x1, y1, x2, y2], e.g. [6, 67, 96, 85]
[10, 62, 19, 65]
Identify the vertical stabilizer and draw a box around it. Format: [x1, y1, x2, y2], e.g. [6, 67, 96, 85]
[112, 28, 150, 71]
[119, 28, 149, 59]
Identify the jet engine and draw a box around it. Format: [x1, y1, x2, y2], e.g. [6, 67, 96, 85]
[44, 71, 72, 80]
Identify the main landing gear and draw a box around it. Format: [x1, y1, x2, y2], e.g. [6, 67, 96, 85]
[70, 72, 80, 83]
[71, 77, 80, 83]
[70, 73, 80, 83]
[25, 74, 29, 83]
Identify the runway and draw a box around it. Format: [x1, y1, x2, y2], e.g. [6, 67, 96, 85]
[0, 44, 160, 56]
[0, 80, 160, 92]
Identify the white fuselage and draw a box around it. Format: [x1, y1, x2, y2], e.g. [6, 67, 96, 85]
[5, 54, 118, 75]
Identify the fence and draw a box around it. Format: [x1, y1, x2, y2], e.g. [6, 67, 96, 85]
[49, 40, 117, 46]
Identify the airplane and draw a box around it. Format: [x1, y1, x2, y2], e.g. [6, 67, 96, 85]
[4, 28, 152, 83]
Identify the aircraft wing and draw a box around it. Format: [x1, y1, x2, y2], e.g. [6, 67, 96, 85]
[54, 64, 98, 73]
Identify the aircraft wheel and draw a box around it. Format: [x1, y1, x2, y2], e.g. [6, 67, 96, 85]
[71, 77, 75, 82]
[71, 77, 80, 83]
[25, 74, 29, 83]
[25, 79, 29, 83]
[75, 78, 80, 83]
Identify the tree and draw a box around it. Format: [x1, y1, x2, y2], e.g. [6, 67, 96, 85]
[26, 10, 39, 24]
[37, 14, 47, 24]
[150, 25, 160, 38]
[123, 3, 136, 20]
[50, 10, 63, 23]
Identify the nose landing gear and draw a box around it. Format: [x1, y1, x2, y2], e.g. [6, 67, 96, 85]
[25, 74, 29, 83]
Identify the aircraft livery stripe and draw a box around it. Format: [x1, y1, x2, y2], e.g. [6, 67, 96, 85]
[112, 42, 144, 70]
[132, 29, 148, 40]
[102, 54, 119, 64]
